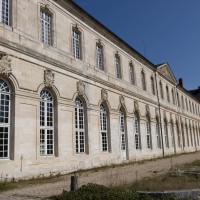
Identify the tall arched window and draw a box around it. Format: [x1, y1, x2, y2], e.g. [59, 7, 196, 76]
[115, 54, 121, 79]
[171, 89, 175, 105]
[177, 93, 180, 107]
[189, 124, 193, 147]
[185, 124, 189, 147]
[100, 104, 108, 151]
[185, 98, 188, 111]
[170, 121, 175, 148]
[134, 113, 141, 149]
[176, 122, 181, 148]
[72, 28, 82, 59]
[166, 86, 170, 102]
[189, 101, 192, 113]
[156, 117, 161, 149]
[151, 77, 155, 95]
[75, 98, 86, 153]
[164, 119, 169, 148]
[120, 109, 127, 160]
[181, 123, 185, 148]
[181, 96, 184, 110]
[96, 43, 104, 70]
[0, 79, 10, 159]
[146, 116, 152, 149]
[159, 81, 164, 99]
[40, 89, 54, 156]
[141, 70, 146, 91]
[129, 63, 135, 85]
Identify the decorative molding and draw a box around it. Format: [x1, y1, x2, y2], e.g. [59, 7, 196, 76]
[119, 95, 125, 106]
[0, 52, 12, 76]
[44, 69, 54, 87]
[101, 89, 108, 101]
[77, 80, 85, 96]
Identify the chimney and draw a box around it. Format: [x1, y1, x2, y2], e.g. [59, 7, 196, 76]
[178, 78, 184, 88]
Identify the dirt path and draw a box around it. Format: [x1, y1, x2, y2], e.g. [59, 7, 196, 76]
[0, 151, 200, 200]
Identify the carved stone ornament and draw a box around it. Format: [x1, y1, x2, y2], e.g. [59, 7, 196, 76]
[134, 101, 139, 111]
[119, 95, 125, 106]
[44, 69, 54, 87]
[77, 80, 85, 95]
[0, 52, 12, 76]
[101, 89, 108, 101]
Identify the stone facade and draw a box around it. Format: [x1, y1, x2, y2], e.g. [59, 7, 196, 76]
[0, 0, 199, 179]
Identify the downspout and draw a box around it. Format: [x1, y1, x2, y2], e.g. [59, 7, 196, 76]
[155, 71, 165, 157]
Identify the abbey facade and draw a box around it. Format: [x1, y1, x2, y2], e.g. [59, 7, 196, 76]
[0, 0, 200, 179]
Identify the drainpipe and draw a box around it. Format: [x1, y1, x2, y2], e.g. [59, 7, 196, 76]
[155, 71, 165, 157]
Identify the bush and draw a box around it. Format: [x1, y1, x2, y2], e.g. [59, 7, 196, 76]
[50, 183, 178, 200]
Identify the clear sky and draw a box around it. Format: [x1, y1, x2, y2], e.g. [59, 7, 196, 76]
[74, 0, 200, 90]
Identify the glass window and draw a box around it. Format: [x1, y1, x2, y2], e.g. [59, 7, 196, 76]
[0, 0, 10, 25]
[0, 79, 10, 159]
[115, 55, 121, 79]
[164, 120, 169, 148]
[40, 89, 54, 156]
[134, 114, 140, 149]
[96, 44, 104, 70]
[156, 118, 161, 149]
[40, 9, 52, 45]
[120, 109, 126, 151]
[166, 86, 170, 102]
[141, 71, 146, 91]
[159, 82, 164, 99]
[72, 29, 81, 59]
[100, 104, 108, 151]
[129, 63, 135, 85]
[75, 98, 85, 153]
[151, 77, 155, 95]
[146, 117, 151, 149]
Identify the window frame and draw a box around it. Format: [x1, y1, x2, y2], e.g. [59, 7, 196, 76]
[134, 113, 141, 150]
[96, 43, 104, 70]
[72, 28, 82, 60]
[115, 54, 121, 79]
[141, 70, 146, 91]
[129, 63, 135, 85]
[0, 0, 10, 26]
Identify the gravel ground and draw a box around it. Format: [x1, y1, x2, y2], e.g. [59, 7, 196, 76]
[0, 151, 200, 200]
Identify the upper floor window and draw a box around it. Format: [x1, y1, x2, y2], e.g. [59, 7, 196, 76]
[151, 77, 155, 95]
[0, 0, 10, 25]
[72, 28, 81, 59]
[164, 119, 169, 148]
[141, 70, 146, 91]
[96, 43, 104, 70]
[177, 92, 180, 107]
[166, 86, 170, 102]
[181, 95, 184, 110]
[159, 81, 164, 99]
[129, 63, 135, 85]
[185, 98, 188, 111]
[156, 117, 161, 149]
[115, 54, 121, 79]
[0, 79, 10, 159]
[75, 98, 86, 153]
[40, 89, 54, 156]
[146, 116, 152, 149]
[171, 89, 175, 105]
[40, 9, 52, 45]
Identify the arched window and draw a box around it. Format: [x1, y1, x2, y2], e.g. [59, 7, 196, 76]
[72, 28, 82, 59]
[134, 113, 141, 149]
[75, 98, 86, 153]
[164, 119, 169, 148]
[177, 93, 180, 107]
[189, 101, 191, 113]
[166, 86, 170, 102]
[100, 104, 109, 151]
[151, 76, 155, 95]
[159, 81, 164, 99]
[181, 123, 185, 148]
[171, 89, 175, 105]
[185, 98, 188, 111]
[96, 43, 104, 70]
[119, 109, 127, 160]
[40, 89, 54, 156]
[0, 79, 10, 158]
[185, 124, 189, 147]
[170, 121, 175, 148]
[0, 0, 10, 25]
[115, 54, 121, 79]
[129, 63, 135, 85]
[176, 122, 181, 148]
[189, 124, 193, 147]
[141, 70, 146, 91]
[156, 117, 161, 149]
[146, 116, 152, 149]
[181, 96, 184, 110]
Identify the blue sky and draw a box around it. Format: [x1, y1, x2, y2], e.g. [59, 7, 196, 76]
[74, 0, 200, 90]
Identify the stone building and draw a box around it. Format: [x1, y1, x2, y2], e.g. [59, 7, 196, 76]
[0, 0, 200, 179]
